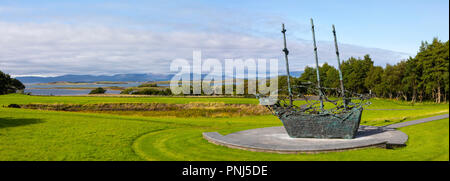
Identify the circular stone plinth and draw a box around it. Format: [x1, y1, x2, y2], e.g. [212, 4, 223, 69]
[203, 126, 408, 153]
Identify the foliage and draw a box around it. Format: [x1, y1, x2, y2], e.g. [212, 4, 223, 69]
[341, 55, 374, 93]
[364, 66, 384, 96]
[417, 38, 449, 103]
[0, 71, 25, 95]
[120, 88, 134, 94]
[138, 83, 158, 87]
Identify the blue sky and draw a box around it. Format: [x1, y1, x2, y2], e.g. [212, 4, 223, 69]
[0, 0, 448, 76]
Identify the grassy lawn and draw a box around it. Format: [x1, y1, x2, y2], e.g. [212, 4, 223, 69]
[0, 94, 448, 161]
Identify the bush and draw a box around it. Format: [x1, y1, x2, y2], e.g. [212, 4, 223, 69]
[8, 104, 21, 108]
[120, 88, 134, 94]
[132, 88, 172, 95]
[138, 83, 158, 87]
[89, 87, 107, 94]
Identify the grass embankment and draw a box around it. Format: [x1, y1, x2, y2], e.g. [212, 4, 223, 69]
[19, 102, 270, 117]
[0, 94, 448, 160]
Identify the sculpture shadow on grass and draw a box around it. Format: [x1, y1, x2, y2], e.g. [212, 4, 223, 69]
[0, 117, 44, 129]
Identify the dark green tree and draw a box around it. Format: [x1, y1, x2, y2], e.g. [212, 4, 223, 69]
[0, 71, 25, 95]
[364, 66, 384, 97]
[341, 54, 373, 93]
[417, 38, 449, 103]
[320, 63, 339, 96]
[402, 57, 421, 103]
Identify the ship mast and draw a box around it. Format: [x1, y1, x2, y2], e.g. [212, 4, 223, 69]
[281, 23, 293, 106]
[332, 24, 347, 108]
[310, 19, 324, 111]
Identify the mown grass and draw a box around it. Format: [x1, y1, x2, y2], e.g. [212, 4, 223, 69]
[0, 108, 176, 160]
[0, 94, 448, 161]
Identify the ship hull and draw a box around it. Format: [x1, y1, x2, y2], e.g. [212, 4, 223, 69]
[270, 106, 363, 139]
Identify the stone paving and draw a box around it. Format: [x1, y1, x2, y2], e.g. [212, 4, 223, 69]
[203, 114, 449, 153]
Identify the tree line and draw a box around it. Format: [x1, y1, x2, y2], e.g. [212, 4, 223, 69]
[282, 38, 449, 103]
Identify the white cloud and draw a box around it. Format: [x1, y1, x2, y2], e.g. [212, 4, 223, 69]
[0, 21, 410, 77]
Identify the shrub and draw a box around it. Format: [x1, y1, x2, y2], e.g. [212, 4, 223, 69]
[120, 88, 134, 94]
[138, 83, 158, 87]
[89, 87, 107, 94]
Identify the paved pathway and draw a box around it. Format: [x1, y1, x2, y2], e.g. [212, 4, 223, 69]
[384, 114, 449, 129]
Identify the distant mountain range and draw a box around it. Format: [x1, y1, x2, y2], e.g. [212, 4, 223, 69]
[16, 73, 172, 84]
[16, 71, 303, 84]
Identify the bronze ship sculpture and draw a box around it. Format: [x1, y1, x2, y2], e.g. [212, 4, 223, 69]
[258, 19, 370, 139]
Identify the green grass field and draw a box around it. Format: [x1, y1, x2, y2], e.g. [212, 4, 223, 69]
[0, 94, 448, 160]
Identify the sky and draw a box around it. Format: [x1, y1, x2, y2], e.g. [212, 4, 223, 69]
[0, 0, 448, 77]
